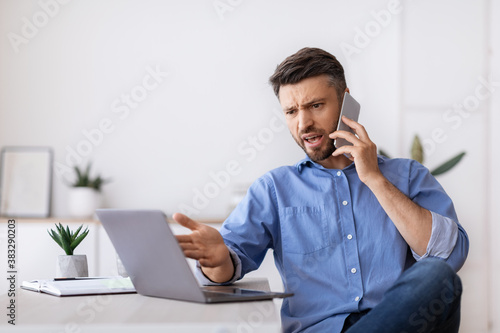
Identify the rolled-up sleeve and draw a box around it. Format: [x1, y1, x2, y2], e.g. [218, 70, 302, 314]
[194, 247, 242, 285]
[411, 211, 458, 261]
[408, 160, 469, 271]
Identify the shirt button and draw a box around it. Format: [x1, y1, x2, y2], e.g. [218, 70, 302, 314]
[336, 171, 341, 176]
[342, 200, 348, 206]
[351, 268, 357, 274]
[347, 234, 353, 240]
[355, 296, 360, 301]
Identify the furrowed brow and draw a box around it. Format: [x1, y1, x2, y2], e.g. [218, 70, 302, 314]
[283, 98, 326, 112]
[305, 98, 326, 107]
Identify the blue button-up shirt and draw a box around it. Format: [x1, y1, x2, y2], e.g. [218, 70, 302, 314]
[197, 156, 469, 332]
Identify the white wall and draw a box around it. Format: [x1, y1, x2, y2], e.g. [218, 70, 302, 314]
[0, 0, 498, 331]
[489, 0, 500, 330]
[0, 0, 403, 219]
[400, 1, 490, 332]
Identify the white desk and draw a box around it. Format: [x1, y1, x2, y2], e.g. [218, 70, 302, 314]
[0, 278, 281, 333]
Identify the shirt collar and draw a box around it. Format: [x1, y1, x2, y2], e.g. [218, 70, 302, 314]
[296, 155, 386, 173]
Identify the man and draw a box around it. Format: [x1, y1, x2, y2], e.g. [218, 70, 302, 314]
[174, 47, 469, 332]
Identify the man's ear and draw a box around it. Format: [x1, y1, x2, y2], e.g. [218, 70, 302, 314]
[345, 87, 350, 94]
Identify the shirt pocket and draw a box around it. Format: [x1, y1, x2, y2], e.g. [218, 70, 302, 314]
[279, 206, 330, 254]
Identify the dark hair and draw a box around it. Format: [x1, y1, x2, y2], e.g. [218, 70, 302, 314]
[269, 47, 347, 100]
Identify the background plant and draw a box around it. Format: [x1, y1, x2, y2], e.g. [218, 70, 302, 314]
[71, 163, 109, 191]
[48, 223, 89, 255]
[379, 135, 466, 176]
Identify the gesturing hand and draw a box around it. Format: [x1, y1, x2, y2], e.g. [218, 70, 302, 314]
[173, 213, 230, 268]
[173, 213, 235, 283]
[329, 116, 382, 186]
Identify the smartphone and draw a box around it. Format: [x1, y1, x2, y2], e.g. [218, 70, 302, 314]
[334, 92, 361, 149]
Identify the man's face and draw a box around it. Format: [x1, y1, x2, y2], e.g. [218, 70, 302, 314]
[279, 75, 343, 164]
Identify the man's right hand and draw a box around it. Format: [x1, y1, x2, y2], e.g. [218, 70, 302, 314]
[173, 213, 235, 283]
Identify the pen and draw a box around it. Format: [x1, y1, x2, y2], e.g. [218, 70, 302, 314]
[53, 277, 108, 281]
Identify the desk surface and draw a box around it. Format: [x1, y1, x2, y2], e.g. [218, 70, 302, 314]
[1, 278, 281, 333]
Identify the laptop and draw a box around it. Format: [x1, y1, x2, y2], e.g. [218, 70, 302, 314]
[95, 209, 293, 303]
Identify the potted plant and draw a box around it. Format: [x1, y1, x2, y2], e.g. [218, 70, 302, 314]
[48, 223, 90, 278]
[379, 135, 466, 176]
[67, 163, 109, 218]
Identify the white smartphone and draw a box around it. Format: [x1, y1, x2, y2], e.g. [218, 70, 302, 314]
[334, 92, 361, 149]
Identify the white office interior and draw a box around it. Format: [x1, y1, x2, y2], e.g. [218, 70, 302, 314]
[0, 1, 499, 332]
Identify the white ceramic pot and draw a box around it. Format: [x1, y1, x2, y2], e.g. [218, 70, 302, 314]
[68, 187, 101, 218]
[56, 254, 89, 278]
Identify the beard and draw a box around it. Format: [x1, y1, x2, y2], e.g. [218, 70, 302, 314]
[293, 125, 337, 163]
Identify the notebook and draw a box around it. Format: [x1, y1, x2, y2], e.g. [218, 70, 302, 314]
[21, 277, 136, 296]
[95, 209, 293, 303]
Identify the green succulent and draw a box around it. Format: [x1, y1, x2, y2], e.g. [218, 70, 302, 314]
[379, 135, 466, 176]
[72, 163, 109, 191]
[48, 223, 89, 255]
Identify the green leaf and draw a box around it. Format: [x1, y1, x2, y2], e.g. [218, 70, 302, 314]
[83, 163, 91, 185]
[85, 162, 91, 175]
[47, 229, 62, 247]
[70, 162, 109, 190]
[92, 177, 103, 191]
[60, 224, 73, 255]
[378, 148, 392, 159]
[431, 152, 466, 176]
[70, 228, 89, 251]
[49, 223, 89, 255]
[72, 224, 83, 241]
[61, 241, 72, 255]
[74, 166, 82, 186]
[411, 135, 424, 164]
